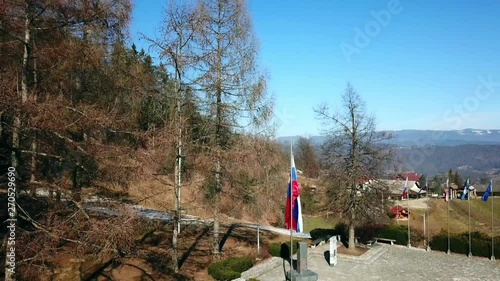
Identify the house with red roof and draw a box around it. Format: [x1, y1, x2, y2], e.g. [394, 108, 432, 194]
[392, 172, 420, 182]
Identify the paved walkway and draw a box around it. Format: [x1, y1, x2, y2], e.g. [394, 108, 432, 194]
[254, 244, 500, 281]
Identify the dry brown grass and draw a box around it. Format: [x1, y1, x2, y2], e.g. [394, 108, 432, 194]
[156, 224, 276, 280]
[395, 198, 500, 237]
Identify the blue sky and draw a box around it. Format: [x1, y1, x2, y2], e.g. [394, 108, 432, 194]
[131, 0, 500, 137]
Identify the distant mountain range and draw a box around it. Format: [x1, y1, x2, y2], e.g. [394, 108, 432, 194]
[277, 129, 500, 147]
[395, 144, 500, 179]
[276, 129, 500, 178]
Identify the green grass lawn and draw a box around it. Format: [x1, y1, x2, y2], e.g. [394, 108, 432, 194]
[302, 215, 336, 233]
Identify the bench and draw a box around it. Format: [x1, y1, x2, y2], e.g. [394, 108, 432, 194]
[374, 237, 396, 245]
[310, 234, 332, 248]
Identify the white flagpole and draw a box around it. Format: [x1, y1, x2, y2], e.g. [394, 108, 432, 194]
[468, 178, 472, 257]
[426, 179, 430, 251]
[492, 180, 495, 261]
[290, 140, 293, 264]
[407, 177, 411, 248]
[447, 178, 450, 254]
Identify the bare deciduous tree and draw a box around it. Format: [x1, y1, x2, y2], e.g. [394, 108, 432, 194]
[143, 0, 201, 272]
[195, 0, 272, 256]
[315, 83, 394, 251]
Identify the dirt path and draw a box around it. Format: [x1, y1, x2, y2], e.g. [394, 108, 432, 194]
[393, 197, 431, 209]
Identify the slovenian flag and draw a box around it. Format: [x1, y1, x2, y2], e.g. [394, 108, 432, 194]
[482, 181, 492, 202]
[461, 178, 470, 200]
[285, 154, 303, 233]
[401, 177, 409, 199]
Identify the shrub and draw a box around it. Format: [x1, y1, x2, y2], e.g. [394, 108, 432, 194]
[430, 231, 448, 252]
[310, 223, 348, 240]
[431, 232, 500, 258]
[207, 257, 253, 281]
[309, 228, 338, 241]
[334, 223, 348, 240]
[208, 268, 239, 281]
[310, 223, 383, 245]
[410, 227, 425, 246]
[472, 235, 490, 257]
[449, 233, 469, 255]
[431, 232, 465, 256]
[355, 224, 385, 243]
[377, 224, 408, 245]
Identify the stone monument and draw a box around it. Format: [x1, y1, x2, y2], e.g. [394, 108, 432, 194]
[286, 242, 318, 281]
[329, 236, 337, 267]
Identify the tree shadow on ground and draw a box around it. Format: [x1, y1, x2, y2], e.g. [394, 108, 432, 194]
[218, 223, 238, 252]
[179, 224, 212, 269]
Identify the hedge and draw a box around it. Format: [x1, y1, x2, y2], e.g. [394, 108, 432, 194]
[431, 231, 500, 258]
[310, 223, 423, 246]
[309, 223, 499, 258]
[309, 228, 339, 241]
[378, 224, 424, 246]
[207, 257, 254, 281]
[310, 223, 348, 242]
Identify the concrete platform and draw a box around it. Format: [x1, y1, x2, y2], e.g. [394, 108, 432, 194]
[248, 243, 500, 281]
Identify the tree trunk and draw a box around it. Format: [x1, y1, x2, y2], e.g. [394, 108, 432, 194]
[11, 116, 20, 170]
[11, 1, 30, 168]
[172, 213, 179, 272]
[30, 37, 38, 196]
[212, 0, 223, 257]
[56, 186, 61, 203]
[6, 4, 30, 279]
[213, 159, 221, 256]
[48, 183, 54, 201]
[172, 132, 180, 271]
[172, 53, 183, 274]
[72, 167, 81, 202]
[348, 213, 356, 251]
[29, 132, 37, 196]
